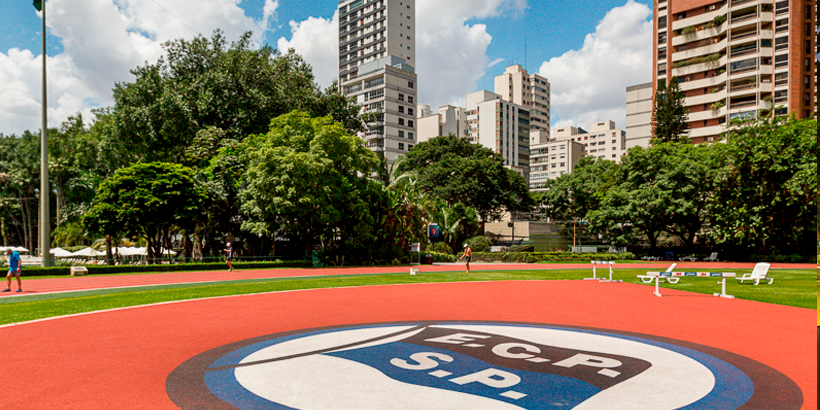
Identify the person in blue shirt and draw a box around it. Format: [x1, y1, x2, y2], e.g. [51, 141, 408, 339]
[3, 249, 22, 293]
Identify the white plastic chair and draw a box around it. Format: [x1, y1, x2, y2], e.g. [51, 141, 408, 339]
[703, 252, 719, 262]
[736, 262, 773, 285]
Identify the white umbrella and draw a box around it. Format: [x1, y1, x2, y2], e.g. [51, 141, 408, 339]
[116, 247, 144, 256]
[70, 247, 105, 257]
[50, 247, 73, 258]
[12, 246, 29, 252]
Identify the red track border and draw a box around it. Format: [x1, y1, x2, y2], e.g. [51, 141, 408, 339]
[0, 279, 814, 409]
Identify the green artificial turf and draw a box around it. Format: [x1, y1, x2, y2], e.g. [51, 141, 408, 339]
[0, 268, 814, 326]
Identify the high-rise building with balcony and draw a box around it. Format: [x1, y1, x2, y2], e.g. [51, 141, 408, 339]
[653, 0, 815, 143]
[465, 90, 531, 178]
[494, 65, 552, 139]
[338, 0, 418, 164]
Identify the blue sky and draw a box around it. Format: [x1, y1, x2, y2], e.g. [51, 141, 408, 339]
[0, 0, 655, 135]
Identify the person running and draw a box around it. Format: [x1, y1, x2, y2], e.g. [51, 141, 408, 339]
[3, 249, 22, 293]
[461, 244, 472, 273]
[224, 242, 234, 272]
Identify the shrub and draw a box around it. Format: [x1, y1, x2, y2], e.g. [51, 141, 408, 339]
[466, 236, 492, 252]
[469, 252, 636, 263]
[426, 252, 457, 263]
[427, 242, 453, 254]
[19, 260, 311, 277]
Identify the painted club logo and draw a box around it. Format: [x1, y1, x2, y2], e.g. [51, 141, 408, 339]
[167, 322, 802, 409]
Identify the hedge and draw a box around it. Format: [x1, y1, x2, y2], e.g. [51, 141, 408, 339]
[426, 252, 457, 263]
[749, 254, 808, 263]
[17, 260, 311, 277]
[470, 252, 636, 263]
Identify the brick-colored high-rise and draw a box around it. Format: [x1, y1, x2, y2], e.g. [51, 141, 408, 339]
[653, 0, 815, 143]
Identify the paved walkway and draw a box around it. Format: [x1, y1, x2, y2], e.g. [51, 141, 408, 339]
[0, 261, 811, 298]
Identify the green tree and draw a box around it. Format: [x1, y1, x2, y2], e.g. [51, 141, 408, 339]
[108, 30, 319, 165]
[82, 162, 207, 260]
[709, 116, 816, 256]
[539, 157, 618, 222]
[239, 111, 382, 258]
[589, 142, 715, 248]
[652, 77, 690, 142]
[397, 135, 531, 221]
[428, 200, 480, 253]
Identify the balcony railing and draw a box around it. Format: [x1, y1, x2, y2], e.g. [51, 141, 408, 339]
[731, 13, 757, 23]
[730, 31, 757, 41]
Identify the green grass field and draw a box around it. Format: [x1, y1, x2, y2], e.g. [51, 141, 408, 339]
[0, 268, 814, 326]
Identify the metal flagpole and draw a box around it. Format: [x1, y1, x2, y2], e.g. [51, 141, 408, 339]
[39, 1, 52, 267]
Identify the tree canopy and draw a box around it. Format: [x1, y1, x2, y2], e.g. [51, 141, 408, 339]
[396, 135, 531, 221]
[106, 30, 364, 168]
[82, 162, 206, 259]
[239, 111, 384, 259]
[708, 115, 816, 255]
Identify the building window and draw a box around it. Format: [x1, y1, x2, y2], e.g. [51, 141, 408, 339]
[408, 96, 414, 103]
[408, 81, 414, 88]
[399, 106, 405, 114]
[408, 120, 414, 127]
[398, 130, 405, 138]
[398, 93, 404, 101]
[399, 143, 405, 150]
[408, 108, 414, 116]
[398, 118, 404, 126]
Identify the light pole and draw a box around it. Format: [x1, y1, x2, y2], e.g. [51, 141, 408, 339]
[36, 1, 52, 267]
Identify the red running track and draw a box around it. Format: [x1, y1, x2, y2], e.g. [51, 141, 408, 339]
[0, 280, 814, 409]
[0, 262, 810, 297]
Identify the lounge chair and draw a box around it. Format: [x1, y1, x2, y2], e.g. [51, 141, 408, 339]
[679, 255, 697, 262]
[736, 262, 773, 285]
[703, 252, 719, 262]
[638, 263, 678, 283]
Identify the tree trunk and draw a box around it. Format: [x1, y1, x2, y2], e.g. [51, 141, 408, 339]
[105, 234, 113, 265]
[192, 232, 203, 261]
[183, 232, 192, 263]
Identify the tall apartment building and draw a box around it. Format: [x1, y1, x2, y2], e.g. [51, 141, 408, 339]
[465, 90, 531, 177]
[494, 65, 552, 140]
[653, 0, 815, 143]
[529, 139, 586, 191]
[338, 0, 418, 164]
[553, 121, 628, 162]
[625, 82, 654, 149]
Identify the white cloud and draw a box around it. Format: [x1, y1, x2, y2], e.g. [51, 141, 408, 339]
[487, 58, 506, 68]
[537, 0, 653, 130]
[276, 12, 339, 89]
[0, 0, 267, 135]
[262, 0, 280, 34]
[415, 0, 527, 109]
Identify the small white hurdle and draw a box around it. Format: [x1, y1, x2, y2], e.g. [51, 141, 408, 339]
[410, 267, 419, 275]
[645, 271, 736, 299]
[586, 261, 621, 282]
